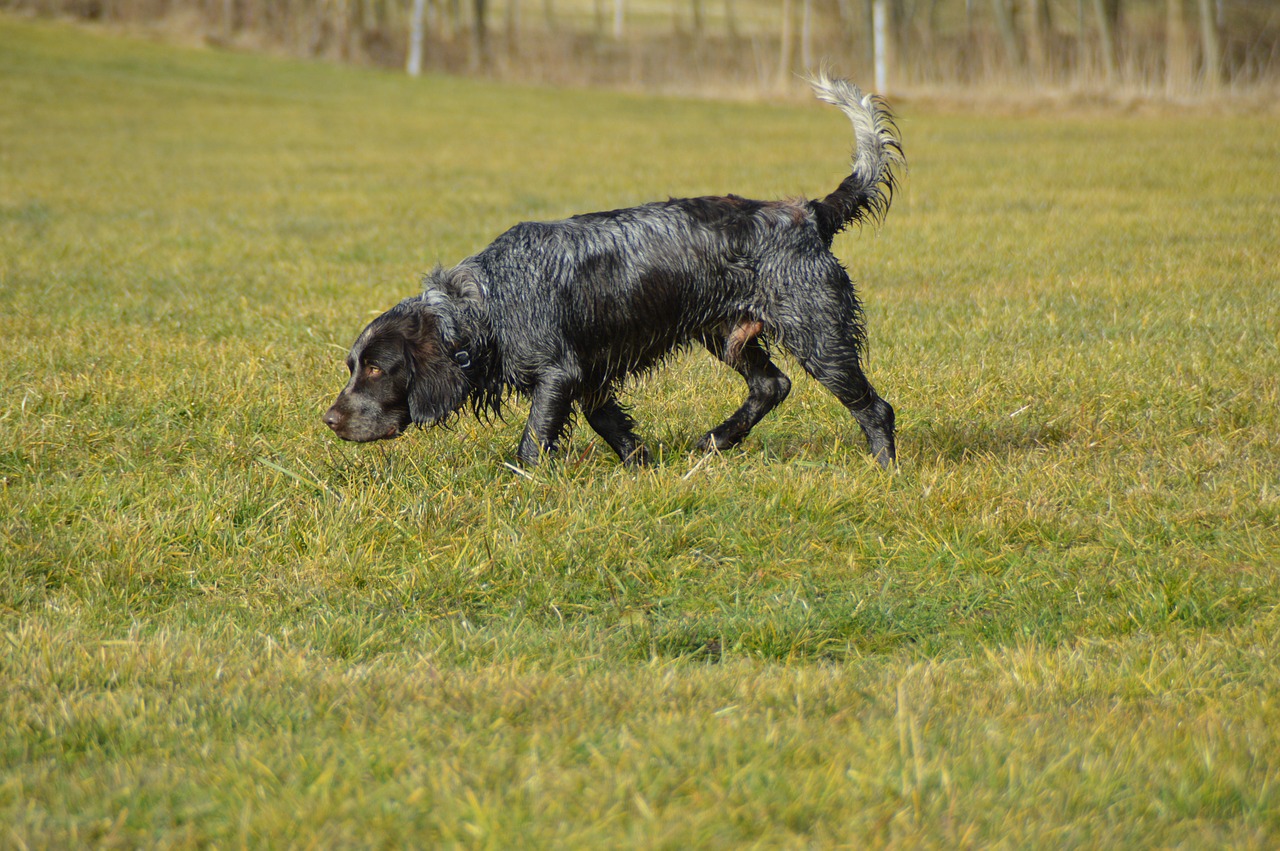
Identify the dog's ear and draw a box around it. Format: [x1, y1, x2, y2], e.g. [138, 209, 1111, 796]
[422, 264, 483, 314]
[402, 310, 471, 425]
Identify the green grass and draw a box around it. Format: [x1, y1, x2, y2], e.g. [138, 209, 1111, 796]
[3, 15, 1279, 848]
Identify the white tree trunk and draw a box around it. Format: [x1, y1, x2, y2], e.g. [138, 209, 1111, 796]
[801, 0, 813, 71]
[1197, 0, 1222, 90]
[873, 0, 890, 92]
[407, 0, 427, 76]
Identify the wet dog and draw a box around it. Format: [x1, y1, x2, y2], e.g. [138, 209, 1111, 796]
[324, 76, 903, 468]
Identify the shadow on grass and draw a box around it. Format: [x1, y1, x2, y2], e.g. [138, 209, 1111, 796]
[911, 416, 1075, 464]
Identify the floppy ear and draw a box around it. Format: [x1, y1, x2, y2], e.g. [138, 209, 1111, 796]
[423, 263, 483, 305]
[403, 312, 471, 425]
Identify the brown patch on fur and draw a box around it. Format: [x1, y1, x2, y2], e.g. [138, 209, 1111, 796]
[724, 319, 764, 365]
[778, 199, 810, 225]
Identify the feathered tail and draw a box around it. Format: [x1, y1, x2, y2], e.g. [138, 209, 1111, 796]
[807, 75, 904, 246]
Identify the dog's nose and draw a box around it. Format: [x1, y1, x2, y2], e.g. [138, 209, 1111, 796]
[323, 406, 344, 432]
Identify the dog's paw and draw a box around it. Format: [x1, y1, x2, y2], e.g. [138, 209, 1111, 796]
[696, 430, 741, 453]
[623, 445, 653, 467]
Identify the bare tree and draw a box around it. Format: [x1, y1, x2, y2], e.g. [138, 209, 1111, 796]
[220, 0, 236, 41]
[1092, 0, 1120, 82]
[801, 0, 814, 70]
[1077, 0, 1089, 77]
[504, 0, 520, 58]
[23, 0, 1280, 95]
[1027, 0, 1053, 82]
[872, 0, 891, 91]
[689, 0, 705, 38]
[470, 0, 489, 70]
[1166, 0, 1192, 94]
[407, 0, 426, 75]
[1197, 0, 1222, 90]
[438, 0, 462, 41]
[991, 0, 1026, 75]
[778, 0, 794, 88]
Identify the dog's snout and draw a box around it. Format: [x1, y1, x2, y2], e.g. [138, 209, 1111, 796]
[323, 405, 344, 432]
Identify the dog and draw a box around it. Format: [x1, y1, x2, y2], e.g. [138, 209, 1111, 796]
[324, 75, 903, 468]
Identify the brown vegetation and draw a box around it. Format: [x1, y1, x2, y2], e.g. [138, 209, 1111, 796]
[4, 0, 1277, 98]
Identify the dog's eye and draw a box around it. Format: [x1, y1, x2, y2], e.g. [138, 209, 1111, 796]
[365, 364, 383, 377]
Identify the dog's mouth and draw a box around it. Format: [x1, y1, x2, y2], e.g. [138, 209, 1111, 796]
[328, 423, 403, 443]
[322, 404, 410, 443]
[369, 420, 409, 441]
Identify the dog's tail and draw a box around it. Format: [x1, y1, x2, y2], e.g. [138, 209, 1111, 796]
[807, 74, 903, 246]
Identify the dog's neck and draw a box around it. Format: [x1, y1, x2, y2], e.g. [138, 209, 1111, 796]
[464, 345, 506, 421]
[446, 303, 505, 420]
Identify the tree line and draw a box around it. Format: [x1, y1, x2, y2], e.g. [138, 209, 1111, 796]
[6, 0, 1277, 95]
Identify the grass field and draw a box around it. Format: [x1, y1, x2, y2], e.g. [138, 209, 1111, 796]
[3, 15, 1279, 848]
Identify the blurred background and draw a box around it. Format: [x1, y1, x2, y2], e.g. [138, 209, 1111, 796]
[5, 0, 1277, 98]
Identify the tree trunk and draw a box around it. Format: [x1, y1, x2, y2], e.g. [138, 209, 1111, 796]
[222, 0, 235, 40]
[1091, 0, 1118, 83]
[470, 0, 488, 70]
[443, 0, 462, 41]
[1197, 0, 1222, 90]
[1077, 0, 1088, 79]
[801, 0, 813, 70]
[1027, 0, 1053, 83]
[991, 0, 1025, 77]
[1166, 0, 1191, 95]
[407, 0, 426, 75]
[872, 0, 890, 92]
[504, 0, 519, 59]
[777, 0, 794, 89]
[689, 0, 704, 38]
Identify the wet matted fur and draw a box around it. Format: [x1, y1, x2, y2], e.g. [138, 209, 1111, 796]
[324, 75, 904, 468]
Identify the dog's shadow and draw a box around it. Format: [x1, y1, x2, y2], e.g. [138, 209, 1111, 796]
[464, 393, 1078, 470]
[910, 415, 1076, 465]
[546, 417, 1075, 471]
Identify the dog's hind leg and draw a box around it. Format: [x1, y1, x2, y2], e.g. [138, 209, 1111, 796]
[696, 327, 792, 453]
[584, 393, 652, 467]
[799, 340, 896, 469]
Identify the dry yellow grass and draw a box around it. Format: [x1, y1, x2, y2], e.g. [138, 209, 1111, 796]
[2, 15, 1279, 847]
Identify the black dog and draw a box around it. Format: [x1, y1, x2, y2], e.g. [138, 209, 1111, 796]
[324, 75, 903, 468]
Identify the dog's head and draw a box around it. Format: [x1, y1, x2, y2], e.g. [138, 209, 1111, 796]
[323, 297, 473, 443]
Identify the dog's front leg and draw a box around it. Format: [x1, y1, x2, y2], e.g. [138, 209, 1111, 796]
[583, 393, 652, 467]
[516, 372, 579, 466]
